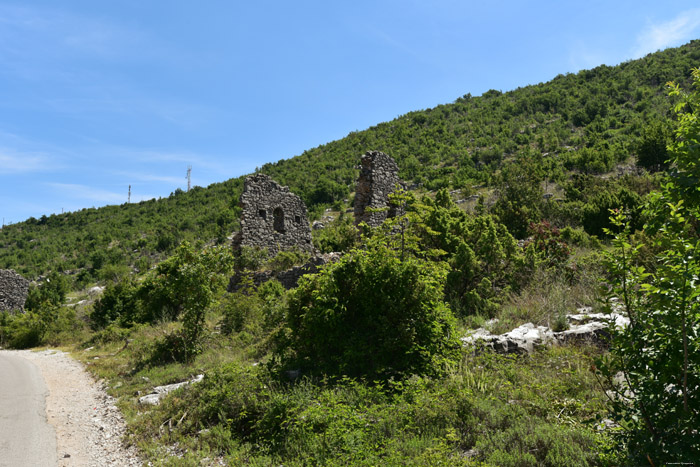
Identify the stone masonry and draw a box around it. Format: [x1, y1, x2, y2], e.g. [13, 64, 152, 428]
[0, 269, 30, 313]
[353, 151, 406, 227]
[229, 252, 341, 292]
[233, 174, 315, 256]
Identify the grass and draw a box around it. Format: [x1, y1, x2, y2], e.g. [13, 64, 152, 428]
[8, 243, 617, 465]
[466, 248, 605, 335]
[72, 311, 611, 466]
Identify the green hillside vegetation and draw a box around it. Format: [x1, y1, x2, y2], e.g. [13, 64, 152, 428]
[2, 41, 699, 282]
[1, 42, 699, 465]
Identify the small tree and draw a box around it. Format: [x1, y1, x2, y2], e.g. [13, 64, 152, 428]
[140, 242, 234, 359]
[637, 121, 671, 173]
[597, 69, 700, 463]
[491, 155, 545, 239]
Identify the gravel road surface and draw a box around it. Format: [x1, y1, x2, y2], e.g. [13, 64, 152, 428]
[0, 349, 140, 466]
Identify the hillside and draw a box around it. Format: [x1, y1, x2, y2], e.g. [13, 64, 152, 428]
[2, 40, 700, 280]
[2, 41, 700, 465]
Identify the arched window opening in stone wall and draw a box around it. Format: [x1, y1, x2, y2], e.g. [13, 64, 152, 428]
[233, 173, 315, 256]
[273, 207, 285, 233]
[387, 203, 398, 219]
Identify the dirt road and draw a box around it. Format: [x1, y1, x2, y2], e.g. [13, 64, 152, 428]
[0, 349, 140, 466]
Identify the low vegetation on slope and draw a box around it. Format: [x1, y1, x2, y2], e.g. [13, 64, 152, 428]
[1, 41, 699, 282]
[1, 44, 699, 465]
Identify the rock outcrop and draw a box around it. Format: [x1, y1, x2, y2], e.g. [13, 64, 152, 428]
[0, 269, 30, 313]
[462, 310, 630, 354]
[233, 174, 315, 256]
[353, 151, 406, 227]
[138, 374, 204, 405]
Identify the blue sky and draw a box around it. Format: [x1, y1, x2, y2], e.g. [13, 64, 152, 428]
[1, 1, 700, 224]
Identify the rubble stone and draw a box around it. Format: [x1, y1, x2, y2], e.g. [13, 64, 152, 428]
[462, 310, 630, 354]
[353, 151, 406, 227]
[233, 174, 315, 257]
[0, 269, 29, 313]
[229, 252, 341, 291]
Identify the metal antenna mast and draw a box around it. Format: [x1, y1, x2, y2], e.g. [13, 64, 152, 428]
[128, 185, 131, 203]
[186, 165, 192, 192]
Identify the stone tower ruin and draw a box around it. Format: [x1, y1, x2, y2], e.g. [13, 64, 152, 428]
[0, 269, 30, 313]
[234, 174, 315, 256]
[353, 150, 406, 227]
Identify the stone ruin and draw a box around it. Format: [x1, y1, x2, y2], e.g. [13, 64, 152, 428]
[353, 150, 406, 227]
[0, 269, 30, 313]
[229, 252, 341, 292]
[233, 173, 315, 257]
[230, 151, 407, 291]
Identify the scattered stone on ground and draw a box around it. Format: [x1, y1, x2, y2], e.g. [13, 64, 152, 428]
[87, 286, 105, 296]
[462, 308, 630, 354]
[139, 374, 204, 405]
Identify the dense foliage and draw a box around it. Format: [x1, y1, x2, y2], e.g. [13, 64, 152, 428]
[279, 242, 458, 380]
[598, 69, 700, 463]
[3, 41, 700, 466]
[2, 41, 699, 283]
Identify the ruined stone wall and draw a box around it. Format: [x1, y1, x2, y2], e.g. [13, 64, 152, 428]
[234, 174, 315, 256]
[353, 151, 406, 227]
[229, 253, 341, 291]
[0, 269, 29, 313]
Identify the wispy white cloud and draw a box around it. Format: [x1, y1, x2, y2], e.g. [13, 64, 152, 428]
[41, 95, 215, 129]
[0, 148, 52, 173]
[0, 4, 144, 61]
[567, 40, 610, 73]
[113, 171, 184, 185]
[633, 9, 700, 58]
[47, 183, 126, 204]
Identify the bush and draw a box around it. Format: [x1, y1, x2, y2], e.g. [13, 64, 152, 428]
[90, 277, 139, 328]
[25, 271, 70, 311]
[0, 306, 86, 349]
[598, 72, 700, 463]
[525, 221, 571, 266]
[138, 242, 235, 360]
[279, 244, 459, 380]
[312, 214, 358, 253]
[0, 311, 44, 348]
[266, 248, 311, 273]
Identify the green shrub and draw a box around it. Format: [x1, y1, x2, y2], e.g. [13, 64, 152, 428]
[266, 248, 311, 273]
[234, 246, 268, 271]
[25, 271, 70, 311]
[312, 213, 358, 253]
[559, 226, 600, 249]
[138, 242, 234, 360]
[90, 277, 139, 328]
[280, 243, 459, 380]
[0, 311, 44, 348]
[0, 305, 85, 349]
[597, 71, 700, 463]
[220, 288, 263, 336]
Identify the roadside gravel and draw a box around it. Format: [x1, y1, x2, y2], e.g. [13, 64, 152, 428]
[9, 349, 141, 467]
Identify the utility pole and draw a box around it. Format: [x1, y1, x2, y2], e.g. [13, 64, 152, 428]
[186, 165, 192, 192]
[128, 185, 131, 203]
